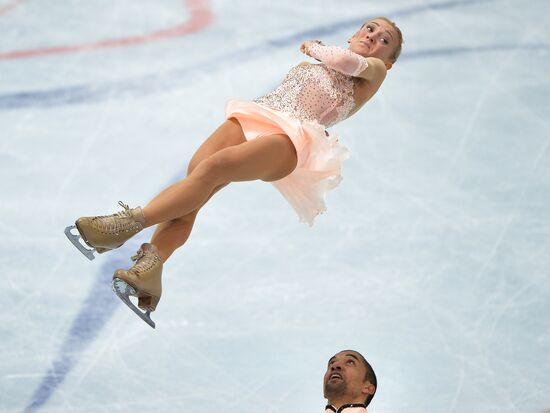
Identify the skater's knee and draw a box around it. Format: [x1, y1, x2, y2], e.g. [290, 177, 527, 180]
[174, 211, 198, 225]
[187, 154, 207, 176]
[187, 145, 234, 177]
[193, 151, 236, 183]
[187, 159, 199, 176]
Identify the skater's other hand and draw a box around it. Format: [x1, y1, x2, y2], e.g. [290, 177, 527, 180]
[300, 40, 324, 56]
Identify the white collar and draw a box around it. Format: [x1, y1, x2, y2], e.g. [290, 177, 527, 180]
[325, 403, 367, 413]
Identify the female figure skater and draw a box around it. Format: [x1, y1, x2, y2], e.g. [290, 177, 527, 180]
[65, 17, 403, 327]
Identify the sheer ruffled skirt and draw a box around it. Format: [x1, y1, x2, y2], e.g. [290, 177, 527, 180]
[225, 100, 350, 226]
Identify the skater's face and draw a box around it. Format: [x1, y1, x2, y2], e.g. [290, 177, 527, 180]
[323, 351, 374, 406]
[348, 18, 399, 68]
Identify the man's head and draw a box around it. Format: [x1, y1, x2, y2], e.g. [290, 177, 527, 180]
[323, 350, 377, 408]
[348, 17, 403, 69]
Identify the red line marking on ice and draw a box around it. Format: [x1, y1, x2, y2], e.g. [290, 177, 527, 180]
[0, 0, 213, 60]
[0, 0, 24, 16]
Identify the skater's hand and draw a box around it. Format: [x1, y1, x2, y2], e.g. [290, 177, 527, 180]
[300, 40, 324, 56]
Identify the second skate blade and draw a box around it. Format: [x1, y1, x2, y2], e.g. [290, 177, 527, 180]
[112, 278, 156, 329]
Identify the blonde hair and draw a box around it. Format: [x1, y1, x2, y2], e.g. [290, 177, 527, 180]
[367, 16, 403, 63]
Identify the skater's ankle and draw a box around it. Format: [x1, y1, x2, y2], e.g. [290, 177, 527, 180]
[140, 207, 154, 228]
[145, 243, 170, 263]
[135, 207, 146, 226]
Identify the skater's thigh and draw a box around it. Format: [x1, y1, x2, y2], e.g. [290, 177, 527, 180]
[203, 133, 297, 183]
[187, 119, 246, 175]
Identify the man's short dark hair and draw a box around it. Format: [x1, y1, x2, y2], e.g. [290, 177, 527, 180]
[342, 350, 377, 406]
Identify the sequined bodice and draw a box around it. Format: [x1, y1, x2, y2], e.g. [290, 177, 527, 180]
[253, 63, 357, 128]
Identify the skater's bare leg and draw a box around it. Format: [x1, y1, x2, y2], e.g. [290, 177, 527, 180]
[148, 118, 246, 261]
[186, 118, 248, 178]
[150, 185, 224, 262]
[150, 217, 194, 262]
[143, 132, 297, 228]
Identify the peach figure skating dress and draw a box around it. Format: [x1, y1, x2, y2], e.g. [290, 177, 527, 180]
[226, 43, 370, 225]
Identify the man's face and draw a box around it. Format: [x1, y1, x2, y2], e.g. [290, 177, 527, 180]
[323, 351, 369, 403]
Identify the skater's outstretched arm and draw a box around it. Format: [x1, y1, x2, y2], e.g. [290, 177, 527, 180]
[301, 41, 388, 83]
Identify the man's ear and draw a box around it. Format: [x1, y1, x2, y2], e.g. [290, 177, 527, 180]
[362, 382, 376, 396]
[385, 62, 393, 70]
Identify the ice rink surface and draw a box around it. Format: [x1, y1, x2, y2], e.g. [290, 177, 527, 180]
[1, 0, 549, 412]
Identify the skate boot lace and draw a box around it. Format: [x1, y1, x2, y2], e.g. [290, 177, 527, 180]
[130, 248, 160, 277]
[92, 201, 141, 234]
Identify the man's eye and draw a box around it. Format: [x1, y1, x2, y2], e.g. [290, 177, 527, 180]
[347, 360, 355, 365]
[366, 25, 373, 32]
[381, 38, 389, 45]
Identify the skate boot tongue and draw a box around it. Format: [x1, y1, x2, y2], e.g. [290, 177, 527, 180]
[136, 242, 158, 255]
[131, 248, 146, 263]
[100, 201, 145, 229]
[112, 201, 145, 226]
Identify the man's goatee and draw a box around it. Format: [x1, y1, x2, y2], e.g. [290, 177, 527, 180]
[324, 381, 347, 399]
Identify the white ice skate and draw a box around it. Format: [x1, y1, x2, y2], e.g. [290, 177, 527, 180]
[111, 243, 163, 329]
[64, 201, 145, 260]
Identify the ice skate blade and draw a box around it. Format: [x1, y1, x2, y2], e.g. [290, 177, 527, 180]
[64, 225, 95, 260]
[112, 278, 156, 329]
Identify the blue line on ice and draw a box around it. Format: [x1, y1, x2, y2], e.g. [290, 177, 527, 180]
[0, 0, 520, 111]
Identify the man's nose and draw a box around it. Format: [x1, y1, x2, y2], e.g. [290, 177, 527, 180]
[331, 362, 343, 370]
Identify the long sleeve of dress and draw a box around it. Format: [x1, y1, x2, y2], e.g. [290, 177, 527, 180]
[306, 43, 369, 77]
